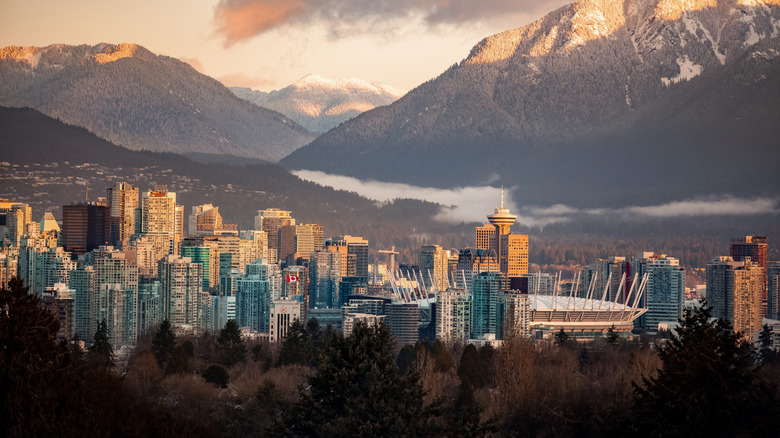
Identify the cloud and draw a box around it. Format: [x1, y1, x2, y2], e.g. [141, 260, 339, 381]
[293, 169, 512, 223]
[619, 196, 779, 217]
[293, 170, 780, 227]
[214, 0, 569, 46]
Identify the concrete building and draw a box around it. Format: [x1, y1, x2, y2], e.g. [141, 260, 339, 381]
[269, 299, 302, 342]
[435, 287, 472, 343]
[706, 257, 765, 339]
[768, 262, 780, 320]
[107, 182, 138, 248]
[254, 208, 295, 258]
[41, 283, 75, 343]
[159, 254, 203, 334]
[385, 302, 419, 345]
[141, 186, 179, 262]
[419, 245, 450, 292]
[279, 223, 324, 264]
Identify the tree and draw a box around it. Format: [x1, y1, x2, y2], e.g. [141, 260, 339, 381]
[554, 328, 570, 346]
[605, 324, 620, 348]
[152, 320, 175, 369]
[202, 365, 230, 388]
[89, 319, 114, 366]
[277, 319, 307, 367]
[217, 319, 246, 367]
[279, 321, 441, 436]
[634, 300, 779, 436]
[758, 324, 778, 366]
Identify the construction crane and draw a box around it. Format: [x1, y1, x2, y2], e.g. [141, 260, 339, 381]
[378, 246, 399, 272]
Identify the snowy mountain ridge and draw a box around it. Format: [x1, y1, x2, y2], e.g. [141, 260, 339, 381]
[231, 74, 405, 133]
[281, 0, 780, 208]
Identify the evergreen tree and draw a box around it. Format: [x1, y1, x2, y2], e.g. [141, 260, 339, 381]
[89, 319, 114, 365]
[554, 328, 569, 346]
[279, 321, 441, 436]
[217, 319, 246, 367]
[165, 344, 193, 375]
[152, 320, 175, 369]
[605, 324, 620, 348]
[202, 365, 230, 388]
[634, 301, 778, 436]
[278, 319, 308, 367]
[758, 324, 778, 366]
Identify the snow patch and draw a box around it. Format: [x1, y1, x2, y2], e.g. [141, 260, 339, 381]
[681, 11, 726, 64]
[661, 55, 703, 86]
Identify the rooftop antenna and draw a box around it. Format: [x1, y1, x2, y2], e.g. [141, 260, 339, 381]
[85, 182, 89, 202]
[500, 185, 504, 209]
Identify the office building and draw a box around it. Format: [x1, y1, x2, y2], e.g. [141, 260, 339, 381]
[269, 299, 302, 342]
[107, 182, 138, 248]
[583, 257, 631, 302]
[279, 223, 324, 264]
[501, 290, 531, 339]
[309, 249, 342, 309]
[455, 248, 499, 291]
[236, 259, 273, 333]
[633, 253, 685, 333]
[254, 208, 295, 256]
[476, 190, 529, 278]
[385, 302, 419, 345]
[189, 204, 237, 236]
[61, 203, 109, 258]
[472, 272, 505, 339]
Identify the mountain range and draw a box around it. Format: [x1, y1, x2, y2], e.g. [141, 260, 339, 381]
[0, 43, 315, 162]
[231, 74, 405, 133]
[281, 0, 780, 207]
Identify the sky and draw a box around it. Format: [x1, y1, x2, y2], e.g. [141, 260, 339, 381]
[0, 0, 568, 91]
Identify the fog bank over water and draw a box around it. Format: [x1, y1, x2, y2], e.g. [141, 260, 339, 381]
[293, 170, 779, 227]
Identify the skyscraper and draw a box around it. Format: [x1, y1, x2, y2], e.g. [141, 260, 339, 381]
[730, 236, 768, 317]
[61, 203, 109, 258]
[107, 182, 138, 248]
[254, 208, 295, 258]
[279, 223, 324, 264]
[768, 262, 780, 320]
[236, 259, 273, 332]
[309, 249, 342, 309]
[419, 245, 449, 291]
[633, 253, 685, 333]
[435, 287, 472, 343]
[706, 256, 765, 339]
[141, 186, 178, 262]
[91, 246, 139, 347]
[472, 271, 504, 339]
[159, 254, 203, 333]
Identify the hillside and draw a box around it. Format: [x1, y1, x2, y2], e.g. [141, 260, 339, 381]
[231, 74, 405, 133]
[281, 0, 780, 207]
[0, 43, 316, 161]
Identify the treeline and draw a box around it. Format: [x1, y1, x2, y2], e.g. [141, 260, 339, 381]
[3, 278, 780, 437]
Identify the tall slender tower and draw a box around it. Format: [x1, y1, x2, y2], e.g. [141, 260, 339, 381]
[478, 188, 528, 278]
[107, 182, 139, 248]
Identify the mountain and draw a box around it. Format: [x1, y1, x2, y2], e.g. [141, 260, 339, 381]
[281, 0, 780, 207]
[0, 43, 316, 162]
[0, 106, 462, 258]
[231, 74, 406, 133]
